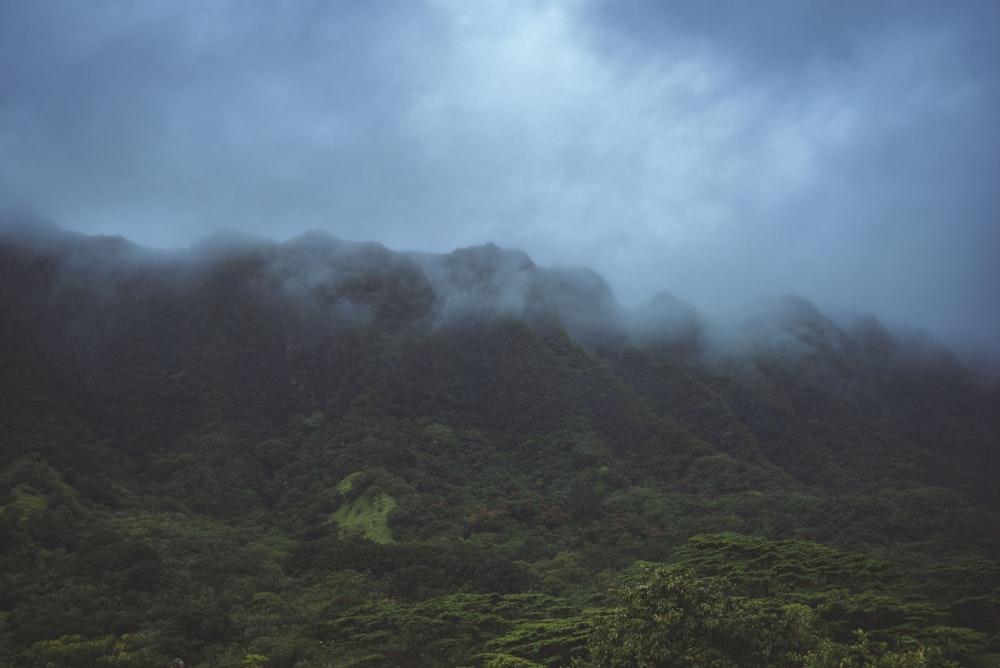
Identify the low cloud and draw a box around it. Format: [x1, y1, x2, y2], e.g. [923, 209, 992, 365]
[1, 0, 998, 354]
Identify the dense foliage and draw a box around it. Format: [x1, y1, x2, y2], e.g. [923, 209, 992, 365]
[1, 225, 998, 666]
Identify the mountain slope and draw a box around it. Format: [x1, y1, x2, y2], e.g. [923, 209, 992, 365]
[1, 224, 998, 666]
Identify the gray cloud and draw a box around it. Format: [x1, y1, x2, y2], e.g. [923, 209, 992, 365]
[1, 0, 998, 353]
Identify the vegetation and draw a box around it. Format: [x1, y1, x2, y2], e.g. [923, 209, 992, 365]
[0, 227, 998, 666]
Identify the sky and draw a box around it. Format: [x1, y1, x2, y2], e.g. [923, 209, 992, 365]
[2, 0, 999, 353]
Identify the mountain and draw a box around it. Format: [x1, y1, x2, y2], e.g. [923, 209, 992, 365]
[1, 223, 998, 666]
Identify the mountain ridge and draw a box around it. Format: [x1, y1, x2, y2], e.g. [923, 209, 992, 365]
[1, 222, 998, 665]
[1, 224, 995, 485]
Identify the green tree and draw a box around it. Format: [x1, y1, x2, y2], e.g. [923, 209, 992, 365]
[577, 567, 809, 667]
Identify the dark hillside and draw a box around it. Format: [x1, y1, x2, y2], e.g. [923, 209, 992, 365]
[1, 225, 998, 666]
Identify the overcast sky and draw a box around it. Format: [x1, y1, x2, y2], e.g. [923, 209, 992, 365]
[2, 0, 998, 352]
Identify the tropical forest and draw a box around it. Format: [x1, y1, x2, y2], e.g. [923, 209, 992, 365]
[1, 221, 998, 667]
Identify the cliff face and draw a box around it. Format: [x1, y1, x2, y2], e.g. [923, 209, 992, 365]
[2, 225, 995, 496]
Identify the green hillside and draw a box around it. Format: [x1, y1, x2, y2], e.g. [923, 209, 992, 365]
[1, 225, 998, 666]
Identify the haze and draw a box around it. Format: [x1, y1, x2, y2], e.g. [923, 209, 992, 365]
[2, 0, 998, 354]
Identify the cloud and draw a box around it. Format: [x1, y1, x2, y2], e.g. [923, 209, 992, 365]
[1, 0, 998, 353]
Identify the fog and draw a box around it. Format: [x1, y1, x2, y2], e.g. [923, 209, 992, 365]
[2, 0, 998, 355]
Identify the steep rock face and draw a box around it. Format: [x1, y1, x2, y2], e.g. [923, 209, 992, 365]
[626, 291, 705, 360]
[701, 298, 895, 488]
[409, 242, 537, 321]
[0, 225, 997, 501]
[528, 265, 626, 350]
[693, 297, 997, 498]
[409, 242, 624, 347]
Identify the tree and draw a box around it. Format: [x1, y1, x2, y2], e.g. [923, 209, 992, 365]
[577, 567, 808, 667]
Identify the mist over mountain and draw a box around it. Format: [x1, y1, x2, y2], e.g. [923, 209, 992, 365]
[4, 0, 999, 661]
[2, 220, 996, 501]
[1, 222, 999, 665]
